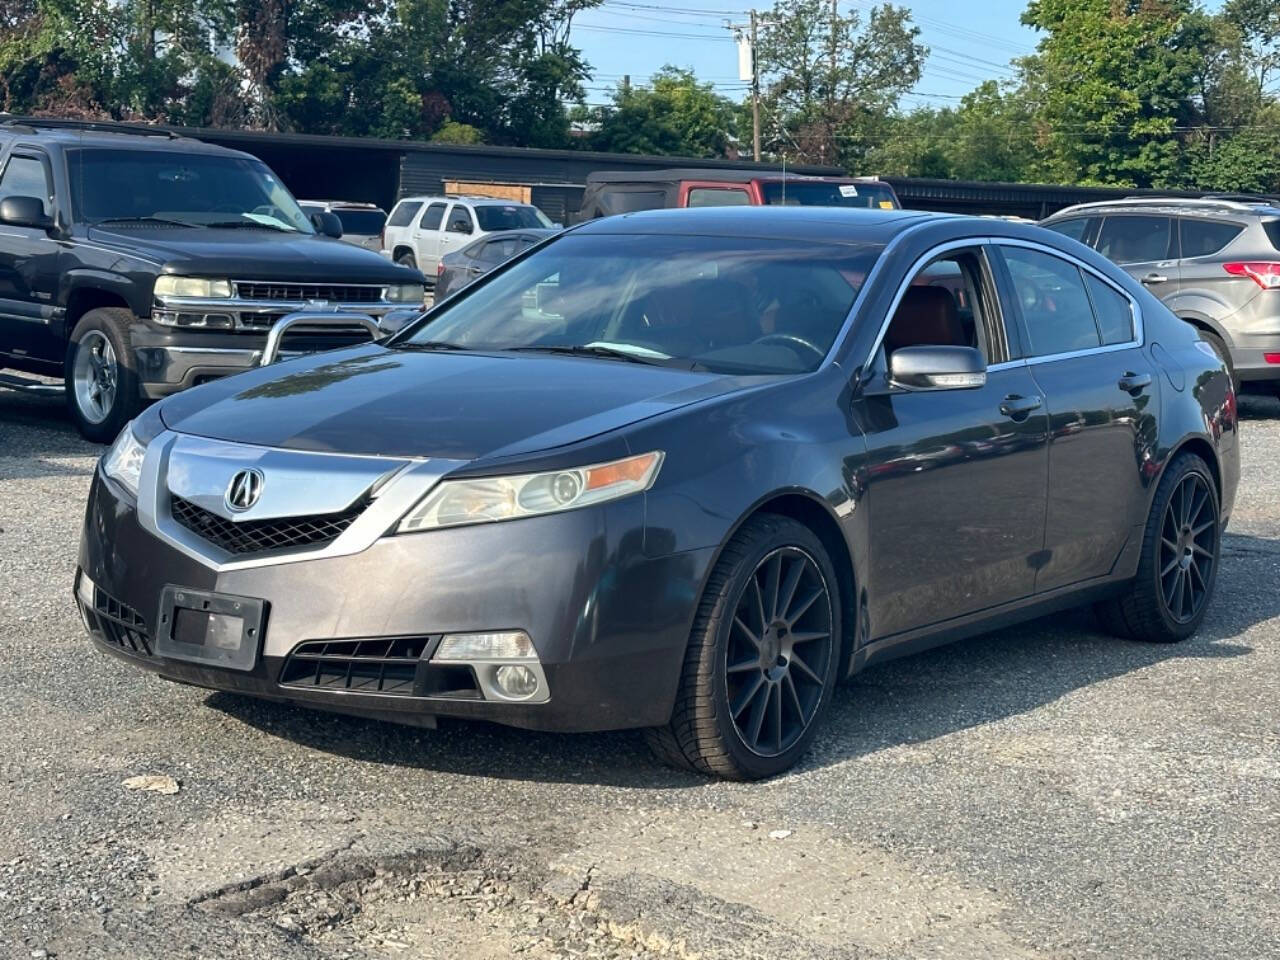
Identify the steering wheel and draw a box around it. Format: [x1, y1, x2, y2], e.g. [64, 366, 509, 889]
[752, 333, 825, 363]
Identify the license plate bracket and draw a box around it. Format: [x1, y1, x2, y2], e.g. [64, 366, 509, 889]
[156, 586, 266, 672]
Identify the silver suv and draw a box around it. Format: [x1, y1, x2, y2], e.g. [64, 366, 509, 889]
[1042, 197, 1280, 392]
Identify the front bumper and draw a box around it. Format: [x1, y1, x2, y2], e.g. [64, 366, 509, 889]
[77, 468, 713, 733]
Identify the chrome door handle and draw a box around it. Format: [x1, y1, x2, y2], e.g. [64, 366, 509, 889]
[999, 394, 1043, 420]
[1118, 372, 1152, 394]
[1141, 273, 1169, 285]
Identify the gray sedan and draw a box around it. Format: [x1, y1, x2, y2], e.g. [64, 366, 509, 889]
[435, 228, 559, 299]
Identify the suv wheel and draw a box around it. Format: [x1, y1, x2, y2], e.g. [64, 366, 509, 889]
[65, 307, 142, 443]
[1095, 452, 1220, 643]
[645, 515, 841, 780]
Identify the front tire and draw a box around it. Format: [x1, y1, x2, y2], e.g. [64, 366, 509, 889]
[1095, 453, 1220, 643]
[646, 515, 842, 780]
[65, 307, 142, 444]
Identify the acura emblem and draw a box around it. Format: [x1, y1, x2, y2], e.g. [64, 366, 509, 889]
[225, 468, 265, 512]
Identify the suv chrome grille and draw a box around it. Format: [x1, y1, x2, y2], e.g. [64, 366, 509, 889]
[170, 495, 366, 556]
[234, 281, 385, 303]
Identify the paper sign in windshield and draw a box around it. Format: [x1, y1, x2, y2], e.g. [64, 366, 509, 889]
[838, 184, 859, 198]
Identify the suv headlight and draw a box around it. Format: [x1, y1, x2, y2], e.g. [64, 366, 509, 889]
[102, 425, 148, 496]
[398, 451, 663, 533]
[386, 283, 426, 303]
[154, 276, 233, 299]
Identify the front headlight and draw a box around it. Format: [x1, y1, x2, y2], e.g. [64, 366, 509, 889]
[398, 451, 664, 533]
[153, 276, 232, 299]
[102, 423, 148, 497]
[386, 283, 426, 303]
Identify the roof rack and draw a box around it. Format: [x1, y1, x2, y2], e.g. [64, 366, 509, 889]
[1061, 196, 1272, 213]
[0, 117, 180, 139]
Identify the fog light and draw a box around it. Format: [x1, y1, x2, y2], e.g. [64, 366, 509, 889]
[494, 664, 539, 699]
[76, 569, 96, 610]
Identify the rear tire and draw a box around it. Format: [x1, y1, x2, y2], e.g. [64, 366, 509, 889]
[1095, 452, 1220, 643]
[65, 307, 142, 444]
[646, 515, 842, 780]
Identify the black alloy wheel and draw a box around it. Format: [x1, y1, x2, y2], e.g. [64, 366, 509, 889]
[725, 547, 834, 757]
[1158, 472, 1217, 624]
[1096, 452, 1220, 643]
[646, 514, 842, 780]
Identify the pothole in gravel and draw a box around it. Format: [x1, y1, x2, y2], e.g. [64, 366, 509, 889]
[193, 838, 690, 960]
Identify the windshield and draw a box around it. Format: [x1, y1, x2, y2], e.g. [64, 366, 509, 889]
[475, 205, 554, 231]
[333, 209, 386, 235]
[396, 233, 880, 375]
[69, 149, 314, 233]
[760, 181, 899, 210]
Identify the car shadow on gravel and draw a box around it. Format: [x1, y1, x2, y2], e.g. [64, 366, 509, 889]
[208, 533, 1270, 786]
[1237, 392, 1280, 420]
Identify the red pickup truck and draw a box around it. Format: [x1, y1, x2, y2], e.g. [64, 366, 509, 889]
[576, 168, 900, 221]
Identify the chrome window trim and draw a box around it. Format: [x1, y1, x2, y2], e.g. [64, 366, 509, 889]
[856, 237, 1005, 377]
[134, 432, 461, 573]
[994, 237, 1144, 363]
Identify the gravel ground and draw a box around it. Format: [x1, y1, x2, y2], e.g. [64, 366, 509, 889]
[1, 386, 1278, 960]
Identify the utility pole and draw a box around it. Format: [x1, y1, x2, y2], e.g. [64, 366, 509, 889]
[750, 10, 761, 163]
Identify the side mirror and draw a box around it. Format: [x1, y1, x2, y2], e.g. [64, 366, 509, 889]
[889, 345, 987, 391]
[448, 220, 473, 235]
[311, 211, 343, 238]
[0, 196, 53, 231]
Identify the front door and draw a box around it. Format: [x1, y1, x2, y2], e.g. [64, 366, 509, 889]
[854, 244, 1050, 639]
[436, 204, 474, 271]
[0, 149, 63, 367]
[995, 242, 1159, 591]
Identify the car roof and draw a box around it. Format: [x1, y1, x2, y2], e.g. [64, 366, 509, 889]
[0, 120, 254, 158]
[585, 168, 886, 186]
[573, 206, 934, 244]
[1046, 196, 1280, 220]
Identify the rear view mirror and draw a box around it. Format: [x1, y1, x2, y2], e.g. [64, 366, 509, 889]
[311, 211, 343, 238]
[889, 345, 987, 391]
[0, 196, 52, 231]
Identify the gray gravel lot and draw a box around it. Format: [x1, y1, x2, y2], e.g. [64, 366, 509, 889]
[1, 387, 1278, 960]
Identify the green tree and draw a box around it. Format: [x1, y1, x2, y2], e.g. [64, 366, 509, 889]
[755, 0, 926, 168]
[1018, 0, 1214, 187]
[577, 67, 740, 158]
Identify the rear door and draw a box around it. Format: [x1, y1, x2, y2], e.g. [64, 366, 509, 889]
[994, 241, 1157, 592]
[411, 201, 448, 273]
[1094, 214, 1179, 299]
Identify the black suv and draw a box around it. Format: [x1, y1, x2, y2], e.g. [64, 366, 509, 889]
[0, 120, 425, 441]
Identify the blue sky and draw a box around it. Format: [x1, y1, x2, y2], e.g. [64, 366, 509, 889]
[573, 0, 1040, 109]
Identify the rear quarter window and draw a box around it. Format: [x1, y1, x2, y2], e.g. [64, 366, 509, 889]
[1263, 220, 1280, 251]
[1179, 218, 1244, 258]
[387, 201, 423, 227]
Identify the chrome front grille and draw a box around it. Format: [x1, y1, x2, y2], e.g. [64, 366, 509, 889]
[234, 281, 385, 303]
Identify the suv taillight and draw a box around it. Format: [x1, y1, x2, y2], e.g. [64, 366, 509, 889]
[1223, 261, 1280, 290]
[437, 262, 446, 276]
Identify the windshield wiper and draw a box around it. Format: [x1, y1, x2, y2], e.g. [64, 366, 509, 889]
[204, 220, 297, 233]
[395, 340, 468, 352]
[92, 216, 198, 228]
[505, 344, 663, 365]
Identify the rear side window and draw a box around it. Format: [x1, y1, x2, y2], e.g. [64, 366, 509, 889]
[0, 155, 52, 215]
[1265, 220, 1280, 251]
[600, 189, 665, 215]
[1180, 218, 1243, 258]
[1096, 216, 1173, 264]
[1002, 247, 1102, 356]
[419, 202, 446, 230]
[1044, 218, 1090, 243]
[479, 237, 523, 262]
[387, 201, 423, 227]
[687, 187, 751, 208]
[1083, 274, 1135, 345]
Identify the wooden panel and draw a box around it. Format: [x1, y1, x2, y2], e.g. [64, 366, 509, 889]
[445, 181, 531, 203]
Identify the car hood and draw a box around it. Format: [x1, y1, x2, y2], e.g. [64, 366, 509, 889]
[85, 225, 416, 282]
[158, 345, 771, 461]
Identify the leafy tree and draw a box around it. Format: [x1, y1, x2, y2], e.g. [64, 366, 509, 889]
[576, 67, 740, 157]
[1223, 0, 1280, 97]
[754, 0, 926, 168]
